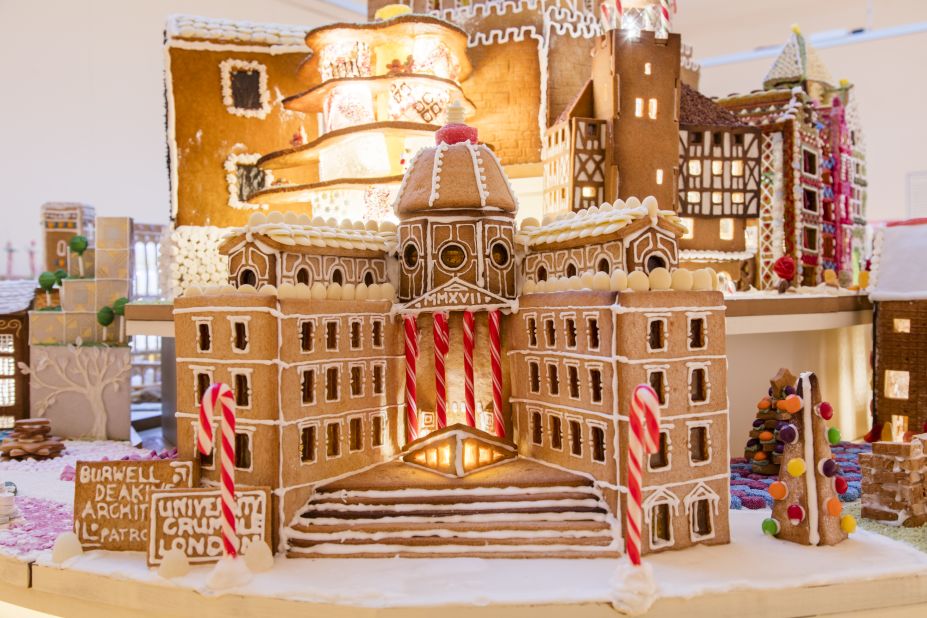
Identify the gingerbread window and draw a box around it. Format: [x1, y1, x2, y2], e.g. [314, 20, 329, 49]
[371, 416, 385, 448]
[568, 419, 583, 457]
[300, 424, 318, 463]
[530, 411, 543, 445]
[220, 59, 270, 118]
[549, 415, 563, 450]
[234, 432, 252, 470]
[348, 417, 363, 452]
[326, 422, 341, 458]
[590, 424, 606, 463]
[648, 430, 671, 471]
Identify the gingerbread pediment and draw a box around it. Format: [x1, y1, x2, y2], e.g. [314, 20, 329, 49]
[401, 424, 516, 478]
[398, 277, 515, 313]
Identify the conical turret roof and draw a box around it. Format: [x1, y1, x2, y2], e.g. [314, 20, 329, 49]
[764, 26, 833, 91]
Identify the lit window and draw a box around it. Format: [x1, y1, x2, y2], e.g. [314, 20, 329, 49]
[0, 358, 14, 376]
[655, 169, 664, 185]
[885, 370, 910, 400]
[581, 186, 596, 198]
[687, 191, 700, 204]
[688, 160, 701, 175]
[894, 319, 911, 333]
[648, 98, 658, 119]
[731, 160, 744, 176]
[711, 160, 723, 175]
[0, 335, 13, 354]
[712, 192, 723, 204]
[719, 218, 734, 241]
[644, 62, 652, 75]
[680, 217, 694, 239]
[0, 379, 13, 406]
[635, 98, 644, 118]
[732, 192, 745, 204]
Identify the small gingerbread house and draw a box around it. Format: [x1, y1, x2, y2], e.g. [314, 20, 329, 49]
[0, 280, 36, 425]
[868, 220, 927, 439]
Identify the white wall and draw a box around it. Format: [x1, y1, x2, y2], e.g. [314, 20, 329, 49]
[0, 0, 363, 277]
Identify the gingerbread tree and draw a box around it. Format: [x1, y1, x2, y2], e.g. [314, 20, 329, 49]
[745, 368, 798, 475]
[762, 371, 855, 545]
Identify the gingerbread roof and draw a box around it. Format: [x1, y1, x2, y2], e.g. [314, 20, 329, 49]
[869, 220, 927, 301]
[516, 197, 686, 248]
[679, 84, 746, 128]
[0, 280, 36, 315]
[763, 28, 833, 91]
[220, 212, 397, 255]
[392, 141, 518, 215]
[166, 14, 309, 48]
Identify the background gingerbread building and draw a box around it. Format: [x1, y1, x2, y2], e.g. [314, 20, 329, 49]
[165, 16, 312, 229]
[0, 280, 35, 426]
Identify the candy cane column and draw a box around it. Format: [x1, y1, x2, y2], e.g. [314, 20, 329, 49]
[462, 310, 476, 428]
[626, 383, 662, 566]
[433, 313, 449, 429]
[199, 382, 239, 558]
[488, 309, 505, 438]
[404, 315, 419, 442]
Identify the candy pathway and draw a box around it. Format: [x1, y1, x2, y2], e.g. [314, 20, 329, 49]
[730, 441, 868, 510]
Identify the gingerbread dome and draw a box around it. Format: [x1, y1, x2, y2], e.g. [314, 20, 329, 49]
[392, 140, 518, 215]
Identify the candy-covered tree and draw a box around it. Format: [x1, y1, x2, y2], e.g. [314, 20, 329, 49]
[744, 368, 799, 475]
[762, 371, 856, 545]
[69, 235, 89, 277]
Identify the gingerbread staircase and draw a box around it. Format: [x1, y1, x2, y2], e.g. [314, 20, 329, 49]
[285, 460, 621, 559]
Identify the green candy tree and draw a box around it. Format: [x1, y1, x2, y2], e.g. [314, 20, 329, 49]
[112, 297, 129, 343]
[69, 235, 89, 277]
[97, 306, 115, 342]
[38, 271, 57, 306]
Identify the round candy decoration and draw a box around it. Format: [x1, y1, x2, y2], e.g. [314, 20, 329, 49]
[840, 514, 857, 534]
[827, 427, 841, 446]
[778, 394, 803, 414]
[768, 481, 788, 501]
[818, 458, 838, 478]
[787, 504, 805, 525]
[746, 437, 759, 450]
[759, 430, 774, 442]
[753, 419, 766, 428]
[786, 457, 806, 477]
[761, 518, 780, 536]
[834, 476, 849, 495]
[826, 497, 842, 517]
[754, 451, 768, 462]
[758, 397, 772, 410]
[778, 424, 798, 444]
[784, 385, 796, 396]
[817, 401, 834, 420]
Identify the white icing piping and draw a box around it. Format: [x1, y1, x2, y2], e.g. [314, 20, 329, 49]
[800, 371, 821, 546]
[428, 142, 448, 208]
[465, 141, 489, 207]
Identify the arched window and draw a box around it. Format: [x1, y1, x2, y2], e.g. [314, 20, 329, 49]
[403, 242, 419, 269]
[490, 241, 510, 268]
[565, 262, 578, 278]
[537, 265, 548, 282]
[363, 271, 375, 286]
[296, 267, 310, 285]
[238, 268, 257, 287]
[646, 254, 666, 273]
[596, 257, 611, 273]
[331, 267, 344, 286]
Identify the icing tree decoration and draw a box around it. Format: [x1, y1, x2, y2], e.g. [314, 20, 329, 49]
[762, 370, 855, 545]
[744, 368, 801, 476]
[19, 341, 131, 440]
[612, 383, 661, 614]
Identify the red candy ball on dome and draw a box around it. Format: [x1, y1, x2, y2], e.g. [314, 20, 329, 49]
[817, 401, 834, 420]
[787, 504, 805, 525]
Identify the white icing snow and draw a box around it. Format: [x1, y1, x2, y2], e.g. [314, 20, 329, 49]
[869, 223, 927, 301]
[31, 510, 927, 608]
[610, 561, 658, 615]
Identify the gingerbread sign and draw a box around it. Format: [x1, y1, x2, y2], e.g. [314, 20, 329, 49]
[74, 460, 195, 551]
[147, 487, 271, 566]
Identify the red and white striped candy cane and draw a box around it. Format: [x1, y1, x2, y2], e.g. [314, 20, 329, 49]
[404, 315, 419, 442]
[197, 383, 221, 456]
[658, 0, 671, 34]
[488, 309, 504, 438]
[462, 311, 476, 428]
[200, 382, 238, 558]
[433, 313, 449, 429]
[627, 383, 661, 566]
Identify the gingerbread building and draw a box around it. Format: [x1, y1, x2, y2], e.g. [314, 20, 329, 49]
[718, 27, 867, 288]
[165, 16, 312, 228]
[0, 280, 36, 426]
[676, 85, 761, 288]
[860, 436, 927, 527]
[868, 220, 927, 439]
[175, 113, 729, 559]
[252, 11, 473, 222]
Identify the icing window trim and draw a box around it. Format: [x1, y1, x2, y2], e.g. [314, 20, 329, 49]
[219, 58, 272, 119]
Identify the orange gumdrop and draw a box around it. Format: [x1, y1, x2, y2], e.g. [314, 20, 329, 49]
[759, 431, 774, 441]
[769, 481, 788, 501]
[757, 397, 772, 410]
[826, 497, 842, 517]
[779, 394, 803, 414]
[754, 451, 768, 462]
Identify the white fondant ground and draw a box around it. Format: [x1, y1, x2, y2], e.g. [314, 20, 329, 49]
[34, 509, 927, 608]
